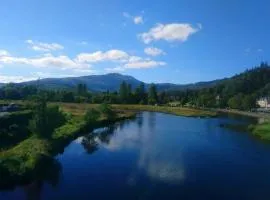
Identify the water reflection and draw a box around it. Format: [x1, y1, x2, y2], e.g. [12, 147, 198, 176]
[0, 157, 62, 200]
[81, 134, 99, 154]
[81, 112, 186, 184]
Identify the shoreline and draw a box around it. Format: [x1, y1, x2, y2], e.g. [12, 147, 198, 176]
[0, 110, 136, 189]
[217, 109, 270, 120]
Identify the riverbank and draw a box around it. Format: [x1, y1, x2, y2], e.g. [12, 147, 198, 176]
[112, 104, 217, 118]
[1, 101, 217, 118]
[0, 108, 136, 188]
[217, 109, 270, 119]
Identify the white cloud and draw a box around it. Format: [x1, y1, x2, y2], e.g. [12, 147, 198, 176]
[134, 16, 143, 24]
[139, 23, 201, 44]
[25, 40, 64, 51]
[144, 47, 166, 56]
[0, 50, 10, 57]
[106, 56, 166, 72]
[0, 75, 37, 83]
[123, 12, 144, 25]
[105, 66, 126, 73]
[76, 50, 129, 63]
[124, 60, 166, 69]
[0, 53, 90, 70]
[73, 69, 96, 74]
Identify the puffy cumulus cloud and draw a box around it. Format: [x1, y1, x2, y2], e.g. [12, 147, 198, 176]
[105, 54, 166, 71]
[0, 53, 90, 70]
[76, 50, 129, 63]
[139, 23, 201, 44]
[134, 16, 143, 24]
[25, 40, 64, 51]
[144, 47, 166, 56]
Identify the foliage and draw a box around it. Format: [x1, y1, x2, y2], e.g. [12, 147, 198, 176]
[29, 97, 66, 138]
[249, 122, 270, 140]
[84, 108, 101, 124]
[148, 84, 158, 105]
[1, 62, 270, 111]
[98, 103, 116, 120]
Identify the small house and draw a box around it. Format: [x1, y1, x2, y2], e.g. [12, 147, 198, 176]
[257, 97, 270, 108]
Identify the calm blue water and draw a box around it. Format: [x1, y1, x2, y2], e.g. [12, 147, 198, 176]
[2, 112, 270, 200]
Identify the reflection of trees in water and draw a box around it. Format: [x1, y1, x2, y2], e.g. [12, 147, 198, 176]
[148, 112, 156, 130]
[136, 113, 143, 129]
[81, 134, 99, 154]
[0, 157, 62, 200]
[97, 125, 117, 144]
[22, 157, 62, 200]
[80, 125, 118, 153]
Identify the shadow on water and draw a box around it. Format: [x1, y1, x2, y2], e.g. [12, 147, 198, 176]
[0, 157, 62, 200]
[218, 112, 260, 133]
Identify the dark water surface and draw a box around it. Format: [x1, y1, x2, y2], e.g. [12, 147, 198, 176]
[2, 112, 270, 200]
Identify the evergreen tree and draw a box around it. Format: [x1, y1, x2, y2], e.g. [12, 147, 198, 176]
[119, 81, 128, 103]
[148, 84, 158, 105]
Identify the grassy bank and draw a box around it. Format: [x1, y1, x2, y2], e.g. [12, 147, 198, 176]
[112, 104, 217, 118]
[217, 109, 270, 119]
[1, 101, 217, 117]
[249, 122, 270, 140]
[0, 107, 135, 188]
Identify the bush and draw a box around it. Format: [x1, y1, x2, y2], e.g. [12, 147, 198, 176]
[84, 109, 100, 125]
[29, 99, 66, 138]
[98, 103, 116, 120]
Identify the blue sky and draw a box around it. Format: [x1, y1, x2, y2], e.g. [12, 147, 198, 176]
[0, 0, 268, 84]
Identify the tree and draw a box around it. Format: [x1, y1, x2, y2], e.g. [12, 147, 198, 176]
[98, 103, 116, 120]
[228, 94, 244, 109]
[29, 97, 47, 137]
[77, 83, 87, 96]
[119, 81, 128, 103]
[242, 95, 256, 110]
[84, 108, 101, 125]
[148, 84, 158, 105]
[29, 97, 66, 137]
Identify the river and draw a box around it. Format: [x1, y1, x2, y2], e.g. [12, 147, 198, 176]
[1, 112, 270, 200]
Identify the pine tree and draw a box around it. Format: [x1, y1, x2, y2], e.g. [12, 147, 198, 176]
[148, 84, 158, 105]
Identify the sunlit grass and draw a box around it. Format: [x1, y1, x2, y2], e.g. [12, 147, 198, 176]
[250, 122, 270, 140]
[112, 104, 217, 117]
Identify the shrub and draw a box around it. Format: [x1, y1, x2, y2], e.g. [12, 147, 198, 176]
[29, 98, 66, 138]
[98, 103, 116, 120]
[84, 108, 100, 125]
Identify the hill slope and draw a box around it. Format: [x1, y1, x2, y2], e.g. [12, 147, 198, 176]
[14, 73, 222, 92]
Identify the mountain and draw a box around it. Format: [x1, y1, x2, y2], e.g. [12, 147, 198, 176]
[13, 73, 223, 92]
[17, 73, 144, 92]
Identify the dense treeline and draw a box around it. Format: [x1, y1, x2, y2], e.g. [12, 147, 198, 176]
[0, 81, 159, 105]
[1, 62, 270, 110]
[165, 62, 270, 110]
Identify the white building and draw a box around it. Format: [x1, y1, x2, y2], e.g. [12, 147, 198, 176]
[257, 97, 270, 108]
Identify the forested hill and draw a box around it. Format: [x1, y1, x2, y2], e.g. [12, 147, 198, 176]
[215, 62, 270, 97]
[0, 73, 222, 92]
[165, 62, 270, 109]
[1, 62, 269, 97]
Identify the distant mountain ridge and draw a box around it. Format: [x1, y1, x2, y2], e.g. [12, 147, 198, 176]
[5, 73, 223, 92]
